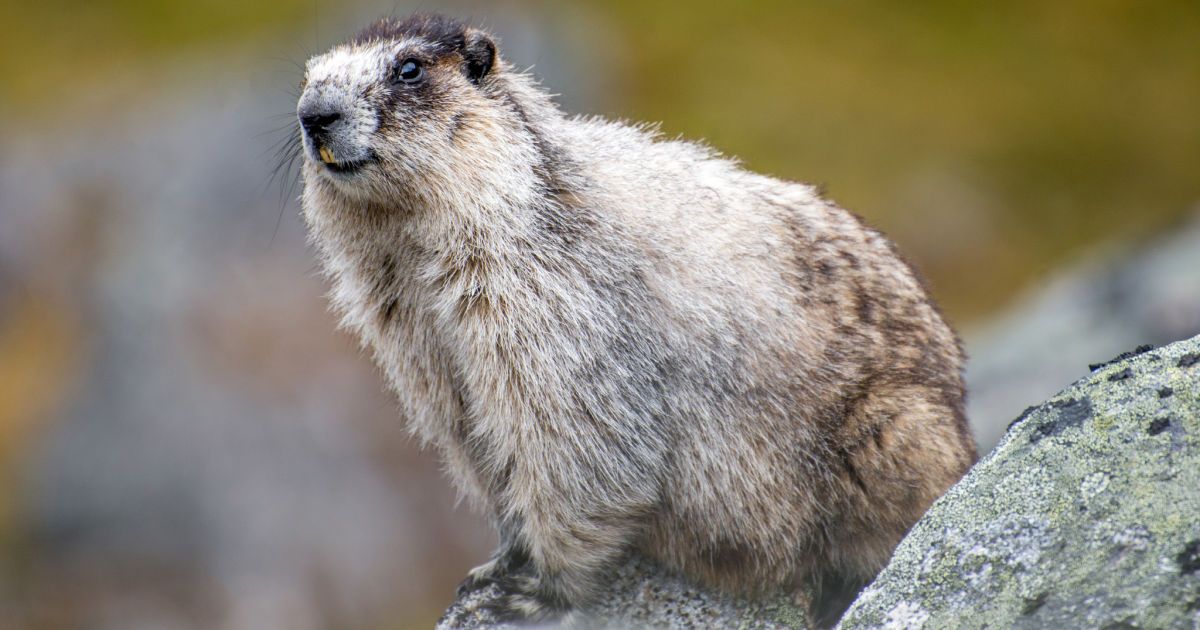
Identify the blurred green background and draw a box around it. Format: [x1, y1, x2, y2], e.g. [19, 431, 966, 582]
[0, 1, 1197, 628]
[4, 0, 1199, 318]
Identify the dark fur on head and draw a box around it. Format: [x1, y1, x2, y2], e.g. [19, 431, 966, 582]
[352, 14, 495, 83]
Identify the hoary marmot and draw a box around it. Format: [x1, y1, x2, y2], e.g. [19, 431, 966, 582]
[295, 14, 976, 623]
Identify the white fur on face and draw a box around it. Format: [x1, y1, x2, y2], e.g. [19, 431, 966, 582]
[297, 40, 418, 182]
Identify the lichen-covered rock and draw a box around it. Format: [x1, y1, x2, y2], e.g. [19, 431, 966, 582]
[839, 335, 1200, 629]
[437, 555, 809, 629]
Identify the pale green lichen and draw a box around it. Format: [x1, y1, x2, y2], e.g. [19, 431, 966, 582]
[839, 335, 1200, 629]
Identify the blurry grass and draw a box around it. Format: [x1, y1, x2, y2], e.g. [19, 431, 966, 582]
[601, 0, 1200, 320]
[0, 295, 79, 567]
[0, 0, 315, 116]
[3, 1, 1198, 322]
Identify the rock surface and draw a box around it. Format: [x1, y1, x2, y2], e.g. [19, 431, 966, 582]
[437, 556, 809, 629]
[840, 334, 1200, 628]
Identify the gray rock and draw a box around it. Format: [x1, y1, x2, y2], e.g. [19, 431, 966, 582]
[437, 556, 810, 629]
[839, 334, 1200, 629]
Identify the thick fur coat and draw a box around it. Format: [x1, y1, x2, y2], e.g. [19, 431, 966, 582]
[296, 14, 976, 621]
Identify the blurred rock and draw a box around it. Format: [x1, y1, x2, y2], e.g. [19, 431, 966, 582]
[840, 334, 1200, 628]
[2, 58, 490, 630]
[0, 6, 604, 628]
[965, 211, 1200, 450]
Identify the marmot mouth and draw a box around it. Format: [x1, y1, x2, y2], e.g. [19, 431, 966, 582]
[314, 146, 376, 175]
[326, 158, 372, 172]
[323, 155, 375, 175]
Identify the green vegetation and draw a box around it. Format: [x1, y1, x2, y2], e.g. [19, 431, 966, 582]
[599, 1, 1200, 319]
[4, 1, 1197, 321]
[0, 0, 311, 104]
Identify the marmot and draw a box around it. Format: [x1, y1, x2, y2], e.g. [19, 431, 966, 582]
[295, 14, 976, 623]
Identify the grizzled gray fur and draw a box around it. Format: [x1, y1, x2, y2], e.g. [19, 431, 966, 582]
[294, 14, 976, 623]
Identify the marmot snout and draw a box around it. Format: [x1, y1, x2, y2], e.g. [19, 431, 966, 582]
[295, 13, 977, 623]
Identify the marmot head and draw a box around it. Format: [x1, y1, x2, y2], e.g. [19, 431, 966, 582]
[297, 15, 510, 205]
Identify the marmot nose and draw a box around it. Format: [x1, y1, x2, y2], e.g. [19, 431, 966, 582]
[300, 111, 342, 140]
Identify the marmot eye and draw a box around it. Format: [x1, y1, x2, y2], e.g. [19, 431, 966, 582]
[394, 59, 424, 84]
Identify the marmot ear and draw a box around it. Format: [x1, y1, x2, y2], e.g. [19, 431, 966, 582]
[463, 29, 496, 85]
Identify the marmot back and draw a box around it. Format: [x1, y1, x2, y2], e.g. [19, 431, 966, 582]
[294, 14, 976, 623]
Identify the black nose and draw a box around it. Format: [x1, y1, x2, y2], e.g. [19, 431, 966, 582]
[300, 111, 341, 139]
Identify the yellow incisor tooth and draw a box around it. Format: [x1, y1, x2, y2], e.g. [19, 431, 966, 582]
[319, 146, 336, 164]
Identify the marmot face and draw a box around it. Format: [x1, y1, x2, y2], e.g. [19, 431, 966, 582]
[297, 15, 498, 205]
